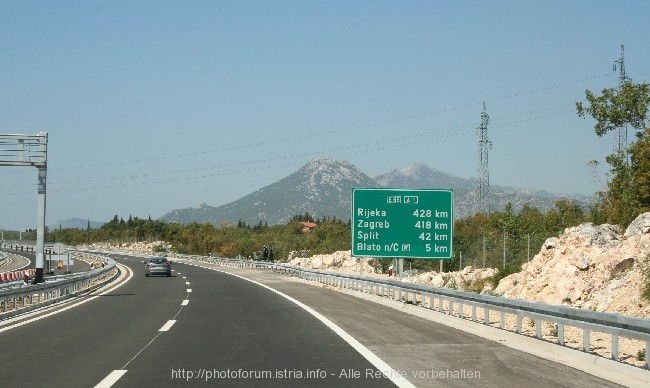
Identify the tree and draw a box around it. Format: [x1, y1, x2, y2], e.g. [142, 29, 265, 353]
[630, 126, 650, 213]
[576, 80, 650, 226]
[554, 199, 585, 229]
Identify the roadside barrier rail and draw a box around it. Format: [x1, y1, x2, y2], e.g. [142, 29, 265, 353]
[0, 252, 118, 319]
[1, 244, 36, 253]
[168, 253, 650, 369]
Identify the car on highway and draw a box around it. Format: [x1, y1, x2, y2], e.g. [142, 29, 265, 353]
[144, 257, 172, 277]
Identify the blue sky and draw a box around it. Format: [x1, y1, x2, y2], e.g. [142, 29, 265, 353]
[1, 1, 649, 230]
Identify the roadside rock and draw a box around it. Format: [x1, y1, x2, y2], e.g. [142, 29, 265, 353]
[287, 214, 650, 318]
[290, 251, 378, 274]
[495, 212, 650, 318]
[402, 266, 498, 293]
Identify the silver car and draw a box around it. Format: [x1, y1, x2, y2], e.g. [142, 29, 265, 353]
[144, 257, 172, 277]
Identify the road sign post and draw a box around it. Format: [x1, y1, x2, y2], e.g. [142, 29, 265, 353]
[351, 188, 453, 260]
[0, 133, 48, 283]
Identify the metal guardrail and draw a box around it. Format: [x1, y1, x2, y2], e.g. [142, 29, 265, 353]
[0, 252, 118, 319]
[168, 253, 650, 369]
[0, 242, 36, 253]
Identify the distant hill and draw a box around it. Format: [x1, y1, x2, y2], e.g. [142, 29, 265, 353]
[159, 158, 593, 226]
[375, 162, 591, 217]
[49, 217, 105, 230]
[374, 162, 475, 190]
[160, 158, 376, 225]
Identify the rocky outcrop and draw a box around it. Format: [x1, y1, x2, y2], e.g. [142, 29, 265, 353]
[495, 212, 650, 318]
[401, 266, 499, 293]
[288, 214, 650, 318]
[289, 251, 379, 274]
[289, 250, 499, 293]
[85, 241, 171, 252]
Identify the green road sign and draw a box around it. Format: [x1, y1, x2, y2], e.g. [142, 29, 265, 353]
[351, 188, 453, 259]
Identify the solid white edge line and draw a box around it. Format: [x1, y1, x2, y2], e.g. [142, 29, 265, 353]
[185, 262, 415, 388]
[95, 369, 127, 388]
[159, 319, 176, 332]
[0, 263, 133, 333]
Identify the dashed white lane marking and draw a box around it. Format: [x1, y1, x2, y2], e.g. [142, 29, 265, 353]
[94, 369, 127, 388]
[96, 261, 190, 387]
[159, 320, 176, 332]
[182, 261, 415, 388]
[187, 288, 192, 292]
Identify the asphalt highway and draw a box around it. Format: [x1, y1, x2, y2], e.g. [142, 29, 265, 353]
[0, 253, 398, 387]
[0, 252, 634, 387]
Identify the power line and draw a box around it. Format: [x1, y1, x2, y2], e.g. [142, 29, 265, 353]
[28, 74, 611, 173]
[1, 71, 609, 203]
[0, 103, 576, 196]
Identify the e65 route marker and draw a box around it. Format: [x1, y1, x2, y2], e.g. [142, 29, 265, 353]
[351, 188, 453, 260]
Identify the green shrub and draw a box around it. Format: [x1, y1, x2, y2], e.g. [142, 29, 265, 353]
[490, 262, 521, 289]
[637, 349, 646, 362]
[463, 276, 488, 293]
[642, 254, 650, 301]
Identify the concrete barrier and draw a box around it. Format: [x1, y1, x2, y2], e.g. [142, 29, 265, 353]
[1, 268, 38, 283]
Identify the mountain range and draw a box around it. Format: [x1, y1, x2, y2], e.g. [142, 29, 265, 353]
[157, 158, 592, 226]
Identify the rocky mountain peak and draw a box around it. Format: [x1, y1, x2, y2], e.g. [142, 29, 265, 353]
[299, 158, 368, 187]
[401, 162, 442, 177]
[375, 162, 475, 190]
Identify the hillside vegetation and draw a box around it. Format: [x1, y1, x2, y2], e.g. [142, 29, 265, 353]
[38, 199, 591, 274]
